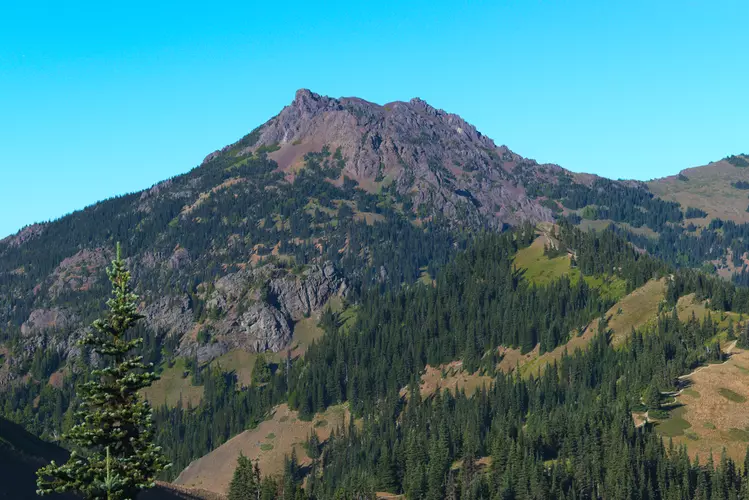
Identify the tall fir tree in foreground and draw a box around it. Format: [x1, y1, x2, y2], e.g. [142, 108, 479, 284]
[36, 244, 169, 499]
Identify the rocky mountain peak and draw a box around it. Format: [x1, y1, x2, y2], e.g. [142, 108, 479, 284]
[289, 88, 338, 114]
[230, 89, 563, 227]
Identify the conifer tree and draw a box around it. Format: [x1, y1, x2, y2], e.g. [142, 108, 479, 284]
[252, 353, 272, 385]
[426, 425, 449, 500]
[228, 452, 260, 500]
[739, 323, 749, 349]
[305, 430, 321, 459]
[36, 244, 169, 499]
[644, 383, 661, 411]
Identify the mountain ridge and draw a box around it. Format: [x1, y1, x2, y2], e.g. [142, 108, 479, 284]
[3, 91, 746, 246]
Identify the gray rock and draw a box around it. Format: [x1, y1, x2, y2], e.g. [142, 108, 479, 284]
[169, 246, 191, 270]
[269, 262, 340, 321]
[21, 308, 74, 337]
[142, 295, 194, 339]
[179, 340, 229, 365]
[195, 261, 345, 360]
[1, 223, 45, 248]
[236, 302, 293, 352]
[48, 248, 109, 299]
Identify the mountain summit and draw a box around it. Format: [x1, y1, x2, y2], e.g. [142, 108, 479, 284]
[204, 89, 566, 227]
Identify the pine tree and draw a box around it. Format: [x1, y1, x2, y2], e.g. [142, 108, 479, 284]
[426, 420, 450, 500]
[36, 244, 169, 499]
[644, 383, 661, 411]
[260, 476, 279, 500]
[728, 317, 737, 340]
[376, 444, 397, 492]
[252, 353, 272, 385]
[306, 430, 321, 459]
[404, 433, 427, 499]
[229, 453, 258, 500]
[739, 323, 749, 349]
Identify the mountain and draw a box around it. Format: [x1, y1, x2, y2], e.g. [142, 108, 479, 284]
[3, 89, 749, 497]
[0, 88, 739, 390]
[0, 89, 616, 385]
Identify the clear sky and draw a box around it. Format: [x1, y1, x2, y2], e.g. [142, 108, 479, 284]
[1, 1, 747, 239]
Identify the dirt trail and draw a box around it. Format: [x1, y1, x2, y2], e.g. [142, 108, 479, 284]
[635, 341, 739, 428]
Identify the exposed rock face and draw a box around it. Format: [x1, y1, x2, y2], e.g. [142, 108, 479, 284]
[48, 248, 109, 298]
[139, 179, 174, 201]
[210, 265, 273, 308]
[137, 178, 195, 213]
[142, 295, 194, 339]
[169, 246, 191, 270]
[139, 251, 164, 270]
[237, 303, 293, 352]
[18, 308, 83, 363]
[21, 308, 75, 337]
[183, 262, 345, 362]
[269, 262, 342, 321]
[245, 89, 561, 228]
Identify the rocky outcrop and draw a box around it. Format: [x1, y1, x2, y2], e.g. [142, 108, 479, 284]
[269, 262, 344, 321]
[21, 308, 75, 337]
[209, 265, 273, 309]
[1, 223, 45, 248]
[182, 262, 345, 362]
[142, 295, 194, 339]
[18, 308, 84, 362]
[236, 303, 293, 352]
[168, 246, 191, 270]
[48, 248, 110, 298]
[136, 178, 195, 213]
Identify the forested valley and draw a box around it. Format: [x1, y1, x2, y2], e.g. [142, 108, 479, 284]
[7, 218, 749, 498]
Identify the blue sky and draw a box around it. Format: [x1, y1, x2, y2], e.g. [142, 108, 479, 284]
[1, 1, 747, 238]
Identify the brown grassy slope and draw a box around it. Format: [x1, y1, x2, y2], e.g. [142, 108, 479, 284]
[141, 358, 204, 409]
[174, 404, 348, 496]
[647, 157, 749, 225]
[656, 343, 749, 464]
[409, 361, 494, 398]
